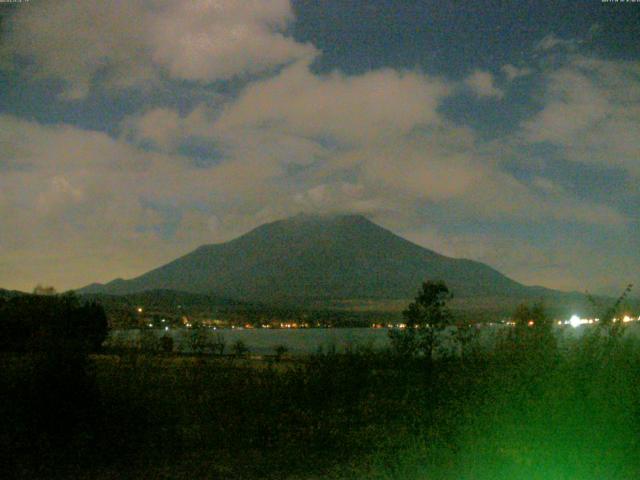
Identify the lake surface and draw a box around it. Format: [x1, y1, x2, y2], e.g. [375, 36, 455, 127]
[107, 325, 510, 355]
[108, 327, 393, 355]
[106, 322, 640, 356]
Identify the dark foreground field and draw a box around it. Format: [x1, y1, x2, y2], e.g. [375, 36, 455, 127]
[2, 329, 640, 479]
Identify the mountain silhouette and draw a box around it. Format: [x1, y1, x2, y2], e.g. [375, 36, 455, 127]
[77, 213, 552, 302]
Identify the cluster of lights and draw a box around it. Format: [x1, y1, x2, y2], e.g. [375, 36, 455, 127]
[567, 315, 597, 328]
[500, 314, 640, 329]
[138, 307, 639, 331]
[277, 322, 310, 329]
[563, 314, 639, 328]
[370, 323, 430, 329]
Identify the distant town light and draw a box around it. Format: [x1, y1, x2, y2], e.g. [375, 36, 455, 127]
[137, 307, 143, 313]
[164, 326, 169, 331]
[569, 315, 583, 328]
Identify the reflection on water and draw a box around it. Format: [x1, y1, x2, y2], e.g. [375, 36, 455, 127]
[106, 322, 640, 356]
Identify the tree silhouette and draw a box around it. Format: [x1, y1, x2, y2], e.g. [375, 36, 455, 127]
[0, 292, 108, 353]
[274, 344, 288, 362]
[507, 301, 556, 363]
[232, 339, 248, 358]
[389, 280, 453, 361]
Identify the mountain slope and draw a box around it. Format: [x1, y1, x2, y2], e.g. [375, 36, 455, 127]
[77, 214, 551, 302]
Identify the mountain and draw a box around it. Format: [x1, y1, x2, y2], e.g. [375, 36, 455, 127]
[77, 213, 556, 303]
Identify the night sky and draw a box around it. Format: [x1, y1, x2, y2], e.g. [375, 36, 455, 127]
[0, 0, 638, 295]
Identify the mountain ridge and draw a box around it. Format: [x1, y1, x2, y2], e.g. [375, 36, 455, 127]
[77, 213, 559, 302]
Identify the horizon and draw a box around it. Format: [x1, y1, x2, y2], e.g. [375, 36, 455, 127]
[1, 1, 638, 295]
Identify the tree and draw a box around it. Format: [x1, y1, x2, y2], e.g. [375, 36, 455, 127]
[0, 292, 107, 446]
[139, 328, 159, 353]
[273, 344, 288, 362]
[33, 284, 57, 296]
[212, 332, 226, 356]
[506, 301, 556, 361]
[455, 321, 479, 362]
[160, 334, 174, 354]
[232, 339, 248, 358]
[0, 292, 108, 353]
[73, 301, 109, 352]
[389, 281, 453, 361]
[591, 283, 633, 338]
[189, 326, 211, 355]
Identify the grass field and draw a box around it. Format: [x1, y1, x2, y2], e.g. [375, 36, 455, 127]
[2, 327, 640, 479]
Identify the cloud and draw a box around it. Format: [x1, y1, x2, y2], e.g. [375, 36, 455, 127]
[146, 0, 317, 81]
[1, 0, 316, 98]
[214, 60, 449, 146]
[521, 56, 640, 177]
[0, 114, 230, 289]
[119, 57, 628, 228]
[3, 70, 628, 293]
[1, 0, 156, 99]
[1, 5, 637, 295]
[501, 64, 532, 81]
[535, 33, 577, 52]
[121, 108, 184, 151]
[464, 70, 504, 99]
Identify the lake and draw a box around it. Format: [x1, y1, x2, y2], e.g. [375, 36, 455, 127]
[106, 321, 640, 356]
[106, 324, 517, 355]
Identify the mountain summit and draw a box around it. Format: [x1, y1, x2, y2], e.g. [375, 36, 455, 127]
[78, 214, 539, 302]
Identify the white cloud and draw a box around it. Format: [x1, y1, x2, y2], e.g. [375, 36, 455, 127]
[464, 70, 504, 99]
[214, 60, 449, 146]
[522, 56, 640, 177]
[1, 0, 315, 98]
[146, 0, 317, 81]
[0, 114, 231, 290]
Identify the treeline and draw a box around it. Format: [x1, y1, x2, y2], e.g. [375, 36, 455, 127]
[81, 289, 403, 329]
[0, 293, 108, 353]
